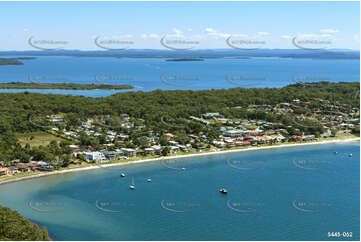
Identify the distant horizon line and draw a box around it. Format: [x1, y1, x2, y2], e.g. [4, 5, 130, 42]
[0, 48, 359, 52]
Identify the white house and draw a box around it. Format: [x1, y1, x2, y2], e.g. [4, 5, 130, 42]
[213, 140, 226, 148]
[223, 129, 244, 138]
[85, 152, 107, 163]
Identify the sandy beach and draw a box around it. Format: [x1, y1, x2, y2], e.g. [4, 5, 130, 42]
[0, 137, 359, 186]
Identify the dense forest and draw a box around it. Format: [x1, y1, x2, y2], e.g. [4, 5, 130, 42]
[0, 205, 49, 240]
[0, 82, 359, 163]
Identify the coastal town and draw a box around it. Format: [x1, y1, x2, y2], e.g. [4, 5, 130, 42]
[0, 96, 359, 178]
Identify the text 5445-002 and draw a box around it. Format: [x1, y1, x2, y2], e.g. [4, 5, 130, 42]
[328, 232, 352, 238]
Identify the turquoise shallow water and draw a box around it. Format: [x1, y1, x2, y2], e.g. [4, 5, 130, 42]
[0, 141, 359, 241]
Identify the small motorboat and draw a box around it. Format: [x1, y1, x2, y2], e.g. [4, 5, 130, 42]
[147, 178, 152, 182]
[130, 177, 135, 190]
[334, 151, 338, 155]
[120, 173, 126, 177]
[219, 188, 228, 194]
[349, 153, 353, 157]
[181, 167, 186, 171]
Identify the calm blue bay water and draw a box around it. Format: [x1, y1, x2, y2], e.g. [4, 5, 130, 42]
[0, 142, 359, 241]
[0, 57, 359, 97]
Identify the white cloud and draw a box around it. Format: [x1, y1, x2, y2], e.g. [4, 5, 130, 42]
[205, 28, 217, 34]
[141, 33, 160, 39]
[191, 34, 206, 39]
[296, 33, 334, 40]
[172, 28, 183, 36]
[320, 34, 332, 38]
[231, 34, 249, 38]
[281, 35, 292, 40]
[299, 34, 318, 38]
[257, 32, 270, 36]
[112, 34, 133, 39]
[320, 29, 339, 34]
[354, 33, 359, 42]
[204, 28, 230, 39]
[187, 28, 192, 32]
[149, 33, 160, 39]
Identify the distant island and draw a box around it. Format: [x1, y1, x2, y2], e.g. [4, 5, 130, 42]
[16, 57, 37, 60]
[0, 58, 24, 66]
[0, 57, 37, 66]
[0, 82, 133, 90]
[166, 58, 204, 62]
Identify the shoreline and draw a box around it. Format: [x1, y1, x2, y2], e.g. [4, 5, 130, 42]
[0, 137, 359, 186]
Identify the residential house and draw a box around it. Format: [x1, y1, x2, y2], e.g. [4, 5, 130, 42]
[144, 148, 155, 155]
[164, 133, 176, 140]
[178, 145, 189, 152]
[223, 129, 244, 138]
[136, 149, 145, 156]
[85, 152, 107, 162]
[0, 168, 9, 176]
[203, 113, 223, 119]
[242, 140, 251, 146]
[151, 145, 162, 155]
[213, 140, 226, 148]
[121, 148, 136, 157]
[302, 135, 316, 141]
[8, 166, 19, 175]
[102, 151, 122, 160]
[169, 146, 180, 154]
[189, 116, 210, 125]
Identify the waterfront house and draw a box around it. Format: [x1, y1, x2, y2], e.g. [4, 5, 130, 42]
[234, 141, 243, 146]
[151, 145, 162, 155]
[169, 146, 180, 154]
[85, 152, 107, 162]
[8, 166, 19, 175]
[273, 135, 287, 142]
[178, 145, 189, 152]
[136, 149, 145, 156]
[0, 168, 9, 176]
[213, 140, 226, 148]
[302, 135, 316, 141]
[291, 135, 303, 141]
[121, 148, 136, 157]
[242, 140, 251, 146]
[16, 163, 38, 172]
[144, 148, 155, 155]
[102, 151, 122, 160]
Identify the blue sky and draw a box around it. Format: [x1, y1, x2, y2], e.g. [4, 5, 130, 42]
[0, 1, 359, 50]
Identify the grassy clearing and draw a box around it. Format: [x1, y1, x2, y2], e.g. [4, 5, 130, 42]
[17, 131, 65, 147]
